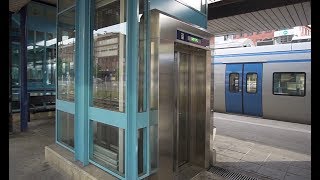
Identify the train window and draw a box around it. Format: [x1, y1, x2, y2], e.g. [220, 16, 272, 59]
[273, 72, 306, 96]
[246, 73, 257, 93]
[229, 73, 239, 93]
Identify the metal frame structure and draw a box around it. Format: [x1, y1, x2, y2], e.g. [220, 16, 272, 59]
[55, 0, 209, 179]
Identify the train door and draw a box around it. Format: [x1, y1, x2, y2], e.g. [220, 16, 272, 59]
[225, 64, 243, 114]
[225, 63, 262, 116]
[243, 63, 262, 116]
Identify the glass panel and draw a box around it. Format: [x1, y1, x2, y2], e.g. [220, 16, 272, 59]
[57, 8, 76, 101]
[229, 73, 239, 92]
[27, 31, 45, 83]
[11, 14, 20, 37]
[177, 0, 202, 12]
[12, 43, 20, 87]
[46, 32, 57, 85]
[201, 0, 207, 14]
[138, 128, 145, 175]
[12, 42, 20, 110]
[57, 110, 75, 149]
[138, 0, 146, 112]
[58, 0, 75, 12]
[246, 73, 257, 93]
[273, 72, 305, 96]
[91, 0, 127, 112]
[90, 121, 125, 176]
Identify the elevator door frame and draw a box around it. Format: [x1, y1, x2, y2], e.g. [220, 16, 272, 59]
[173, 43, 208, 174]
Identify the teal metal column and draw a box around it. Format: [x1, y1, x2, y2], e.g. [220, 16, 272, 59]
[126, 0, 139, 178]
[74, 0, 90, 165]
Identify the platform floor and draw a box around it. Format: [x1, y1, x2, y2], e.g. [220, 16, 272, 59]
[213, 112, 311, 180]
[9, 112, 69, 180]
[9, 112, 311, 180]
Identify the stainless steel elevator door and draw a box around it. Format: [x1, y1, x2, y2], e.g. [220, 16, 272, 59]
[177, 51, 190, 167]
[174, 43, 208, 173]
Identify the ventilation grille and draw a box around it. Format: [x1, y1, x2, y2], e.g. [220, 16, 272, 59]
[208, 166, 260, 180]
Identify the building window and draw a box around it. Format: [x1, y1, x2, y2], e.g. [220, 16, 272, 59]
[273, 72, 306, 96]
[229, 73, 239, 92]
[246, 73, 257, 93]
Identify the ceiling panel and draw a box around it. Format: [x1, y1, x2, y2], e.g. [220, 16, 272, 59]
[215, 19, 236, 32]
[9, 0, 31, 12]
[302, 2, 311, 25]
[251, 11, 273, 30]
[286, 4, 302, 26]
[244, 12, 266, 31]
[294, 3, 308, 26]
[278, 6, 296, 27]
[207, 2, 311, 36]
[271, 7, 290, 28]
[239, 14, 260, 32]
[10, 0, 56, 13]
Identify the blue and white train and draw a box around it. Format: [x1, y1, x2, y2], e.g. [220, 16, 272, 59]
[212, 42, 311, 124]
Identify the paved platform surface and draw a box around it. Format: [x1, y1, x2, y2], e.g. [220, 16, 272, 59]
[213, 112, 311, 180]
[9, 112, 69, 180]
[9, 111, 311, 180]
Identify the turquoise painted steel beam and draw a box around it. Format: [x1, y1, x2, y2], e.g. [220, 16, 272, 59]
[88, 107, 127, 129]
[150, 0, 207, 29]
[74, 0, 90, 165]
[126, 0, 139, 178]
[56, 100, 75, 114]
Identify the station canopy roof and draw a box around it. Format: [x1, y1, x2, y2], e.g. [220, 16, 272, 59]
[207, 0, 311, 36]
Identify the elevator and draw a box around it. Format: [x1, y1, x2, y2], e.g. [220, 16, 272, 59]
[149, 10, 214, 179]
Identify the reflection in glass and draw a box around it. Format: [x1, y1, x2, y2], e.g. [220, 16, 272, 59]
[91, 121, 125, 176]
[91, 0, 126, 112]
[246, 73, 257, 93]
[57, 8, 75, 101]
[58, 0, 75, 12]
[138, 128, 145, 175]
[138, 0, 147, 112]
[27, 30, 44, 83]
[177, 0, 202, 12]
[229, 73, 239, 92]
[57, 110, 74, 148]
[12, 43, 20, 87]
[46, 33, 56, 85]
[273, 72, 305, 96]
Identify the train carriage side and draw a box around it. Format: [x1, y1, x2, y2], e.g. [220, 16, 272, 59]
[262, 42, 311, 124]
[212, 42, 311, 124]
